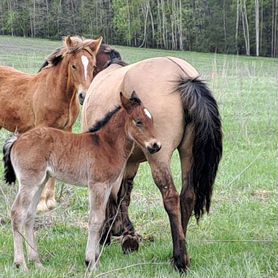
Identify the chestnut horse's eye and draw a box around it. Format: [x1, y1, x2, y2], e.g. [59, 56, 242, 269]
[72, 65, 77, 70]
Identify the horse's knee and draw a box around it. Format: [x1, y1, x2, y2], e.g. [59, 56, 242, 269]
[11, 209, 19, 227]
[163, 190, 180, 215]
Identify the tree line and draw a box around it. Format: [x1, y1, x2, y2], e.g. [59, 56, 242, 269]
[0, 0, 277, 57]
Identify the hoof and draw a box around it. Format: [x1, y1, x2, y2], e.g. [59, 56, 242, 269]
[14, 262, 28, 272]
[171, 255, 189, 273]
[85, 259, 98, 271]
[46, 198, 57, 210]
[121, 234, 140, 254]
[37, 201, 49, 212]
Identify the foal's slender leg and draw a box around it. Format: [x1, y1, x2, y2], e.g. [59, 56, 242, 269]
[37, 178, 56, 211]
[11, 183, 42, 271]
[25, 182, 46, 268]
[178, 124, 195, 236]
[149, 159, 188, 272]
[85, 182, 112, 271]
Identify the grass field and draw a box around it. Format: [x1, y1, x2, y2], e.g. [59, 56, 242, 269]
[0, 35, 277, 278]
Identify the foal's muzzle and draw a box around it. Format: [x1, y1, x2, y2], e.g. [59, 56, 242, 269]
[78, 91, 86, 105]
[147, 142, 161, 154]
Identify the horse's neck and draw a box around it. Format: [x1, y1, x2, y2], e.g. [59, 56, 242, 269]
[97, 110, 133, 159]
[39, 61, 75, 101]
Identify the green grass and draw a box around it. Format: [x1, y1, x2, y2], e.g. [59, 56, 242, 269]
[0, 35, 277, 278]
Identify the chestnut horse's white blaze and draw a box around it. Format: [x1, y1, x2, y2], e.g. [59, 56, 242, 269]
[81, 55, 89, 80]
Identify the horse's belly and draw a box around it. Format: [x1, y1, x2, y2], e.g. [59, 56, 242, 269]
[49, 168, 88, 187]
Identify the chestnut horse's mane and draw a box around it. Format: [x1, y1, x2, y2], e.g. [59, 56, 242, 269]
[38, 36, 96, 71]
[39, 42, 128, 72]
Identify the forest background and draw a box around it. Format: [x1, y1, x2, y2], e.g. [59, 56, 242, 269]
[0, 0, 277, 57]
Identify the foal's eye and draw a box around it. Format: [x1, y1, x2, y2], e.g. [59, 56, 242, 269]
[134, 119, 143, 127]
[72, 64, 77, 70]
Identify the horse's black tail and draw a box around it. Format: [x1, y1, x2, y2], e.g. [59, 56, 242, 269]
[3, 134, 18, 184]
[177, 77, 223, 221]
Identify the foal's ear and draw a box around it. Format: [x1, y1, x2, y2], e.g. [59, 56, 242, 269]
[129, 90, 141, 106]
[89, 37, 103, 54]
[120, 91, 141, 114]
[120, 92, 133, 114]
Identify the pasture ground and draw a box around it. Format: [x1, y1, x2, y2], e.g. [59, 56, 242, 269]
[0, 35, 277, 278]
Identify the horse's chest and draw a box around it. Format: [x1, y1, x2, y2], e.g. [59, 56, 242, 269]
[54, 99, 80, 130]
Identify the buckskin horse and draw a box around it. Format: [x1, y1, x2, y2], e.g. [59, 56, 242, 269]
[0, 35, 102, 211]
[81, 50, 223, 272]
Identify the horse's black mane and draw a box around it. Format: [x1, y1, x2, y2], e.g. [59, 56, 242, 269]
[108, 48, 128, 67]
[88, 106, 121, 133]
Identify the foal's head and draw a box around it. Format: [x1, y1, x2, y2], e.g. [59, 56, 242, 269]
[120, 91, 161, 154]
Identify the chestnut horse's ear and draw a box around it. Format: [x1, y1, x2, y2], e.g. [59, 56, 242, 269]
[89, 36, 103, 54]
[65, 36, 73, 48]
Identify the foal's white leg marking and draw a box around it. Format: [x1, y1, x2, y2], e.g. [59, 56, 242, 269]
[81, 55, 89, 80]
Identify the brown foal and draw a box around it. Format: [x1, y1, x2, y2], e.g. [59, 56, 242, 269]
[0, 35, 102, 211]
[3, 92, 161, 271]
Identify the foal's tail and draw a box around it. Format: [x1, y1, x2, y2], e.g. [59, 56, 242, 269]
[176, 77, 223, 221]
[3, 134, 18, 184]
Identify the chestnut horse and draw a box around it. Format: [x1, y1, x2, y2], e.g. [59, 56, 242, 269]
[3, 92, 161, 271]
[0, 36, 102, 211]
[81, 54, 223, 272]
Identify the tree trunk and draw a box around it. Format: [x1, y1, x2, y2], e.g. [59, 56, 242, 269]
[223, 0, 227, 52]
[255, 0, 260, 56]
[236, 0, 240, 54]
[241, 0, 250, 55]
[179, 0, 183, 50]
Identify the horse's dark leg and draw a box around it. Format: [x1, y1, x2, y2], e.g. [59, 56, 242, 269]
[178, 124, 195, 237]
[149, 160, 188, 272]
[100, 162, 140, 253]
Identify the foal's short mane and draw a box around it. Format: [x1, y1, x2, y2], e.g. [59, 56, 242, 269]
[38, 36, 95, 71]
[88, 106, 121, 133]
